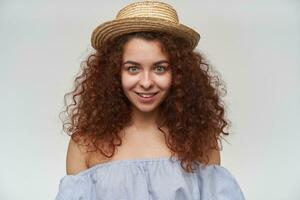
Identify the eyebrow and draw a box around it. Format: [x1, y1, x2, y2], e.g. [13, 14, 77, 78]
[122, 60, 169, 66]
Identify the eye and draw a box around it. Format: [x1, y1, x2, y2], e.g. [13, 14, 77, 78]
[155, 66, 168, 73]
[127, 66, 139, 73]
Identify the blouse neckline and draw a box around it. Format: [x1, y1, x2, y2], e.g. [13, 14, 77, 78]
[66, 156, 177, 177]
[63, 156, 222, 178]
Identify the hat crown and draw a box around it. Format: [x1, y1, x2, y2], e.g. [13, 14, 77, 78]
[116, 1, 179, 23]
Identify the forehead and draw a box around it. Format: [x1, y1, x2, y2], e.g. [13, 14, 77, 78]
[122, 38, 169, 62]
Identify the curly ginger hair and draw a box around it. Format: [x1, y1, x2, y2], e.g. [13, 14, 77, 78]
[60, 31, 230, 173]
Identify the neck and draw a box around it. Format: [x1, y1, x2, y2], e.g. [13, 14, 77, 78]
[129, 106, 160, 130]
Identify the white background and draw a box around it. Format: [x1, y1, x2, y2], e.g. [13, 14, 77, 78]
[0, 0, 299, 199]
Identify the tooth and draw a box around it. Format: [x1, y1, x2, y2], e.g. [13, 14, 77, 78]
[139, 93, 155, 98]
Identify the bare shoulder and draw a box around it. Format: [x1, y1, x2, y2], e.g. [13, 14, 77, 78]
[66, 138, 89, 175]
[207, 148, 221, 165]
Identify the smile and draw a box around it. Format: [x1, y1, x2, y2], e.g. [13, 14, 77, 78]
[135, 92, 158, 98]
[134, 92, 159, 103]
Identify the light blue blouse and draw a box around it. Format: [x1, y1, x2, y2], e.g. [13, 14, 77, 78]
[55, 156, 245, 200]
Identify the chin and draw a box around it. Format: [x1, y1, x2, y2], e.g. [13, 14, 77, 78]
[132, 103, 159, 113]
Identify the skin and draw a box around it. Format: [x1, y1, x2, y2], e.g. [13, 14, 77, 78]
[121, 38, 172, 131]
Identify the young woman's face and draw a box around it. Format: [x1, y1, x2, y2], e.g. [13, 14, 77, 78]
[121, 38, 172, 113]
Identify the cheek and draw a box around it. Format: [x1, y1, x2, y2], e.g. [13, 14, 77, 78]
[157, 74, 172, 90]
[121, 74, 137, 90]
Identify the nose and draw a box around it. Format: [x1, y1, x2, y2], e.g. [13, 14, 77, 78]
[139, 71, 154, 89]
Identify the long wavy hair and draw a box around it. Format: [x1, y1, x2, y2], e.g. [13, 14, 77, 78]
[59, 31, 230, 173]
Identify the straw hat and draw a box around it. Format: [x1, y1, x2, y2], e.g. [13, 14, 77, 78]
[91, 0, 200, 50]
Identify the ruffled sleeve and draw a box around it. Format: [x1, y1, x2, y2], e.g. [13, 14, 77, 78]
[196, 164, 245, 199]
[55, 173, 95, 200]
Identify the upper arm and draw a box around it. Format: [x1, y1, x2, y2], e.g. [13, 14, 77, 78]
[66, 138, 89, 175]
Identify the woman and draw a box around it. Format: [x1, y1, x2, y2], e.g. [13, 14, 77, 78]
[56, 1, 245, 199]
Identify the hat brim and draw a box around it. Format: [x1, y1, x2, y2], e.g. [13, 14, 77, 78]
[91, 17, 200, 50]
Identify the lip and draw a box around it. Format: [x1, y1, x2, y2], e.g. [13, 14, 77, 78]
[135, 92, 158, 103]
